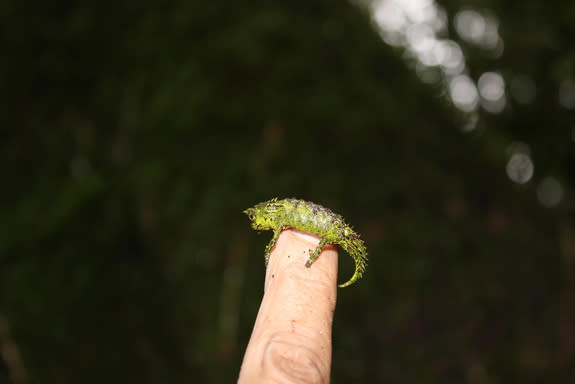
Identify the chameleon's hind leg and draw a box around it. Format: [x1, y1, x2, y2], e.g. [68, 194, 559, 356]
[305, 238, 328, 267]
[264, 228, 283, 265]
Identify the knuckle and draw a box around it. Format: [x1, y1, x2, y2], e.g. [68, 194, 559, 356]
[262, 335, 327, 384]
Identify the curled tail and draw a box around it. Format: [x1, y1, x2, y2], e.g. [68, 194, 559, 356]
[339, 237, 368, 288]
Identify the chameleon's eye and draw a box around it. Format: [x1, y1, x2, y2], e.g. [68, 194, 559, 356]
[248, 214, 255, 220]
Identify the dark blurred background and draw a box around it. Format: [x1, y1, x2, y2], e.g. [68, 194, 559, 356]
[1, 0, 574, 382]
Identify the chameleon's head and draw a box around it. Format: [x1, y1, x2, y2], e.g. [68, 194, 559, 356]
[243, 198, 280, 231]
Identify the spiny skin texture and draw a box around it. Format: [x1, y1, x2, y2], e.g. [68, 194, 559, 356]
[244, 198, 368, 288]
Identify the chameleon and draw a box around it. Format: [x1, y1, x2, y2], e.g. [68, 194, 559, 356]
[243, 198, 368, 287]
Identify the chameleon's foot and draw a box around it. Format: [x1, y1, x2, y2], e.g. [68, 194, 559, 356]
[305, 251, 314, 267]
[264, 228, 283, 266]
[305, 238, 327, 268]
[305, 249, 319, 267]
[264, 253, 270, 266]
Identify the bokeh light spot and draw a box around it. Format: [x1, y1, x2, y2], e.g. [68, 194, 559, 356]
[449, 75, 478, 112]
[454, 9, 501, 51]
[559, 79, 575, 109]
[454, 10, 485, 43]
[374, 1, 407, 32]
[537, 177, 563, 207]
[478, 72, 505, 101]
[406, 23, 435, 53]
[506, 153, 534, 184]
[436, 40, 464, 74]
[478, 72, 506, 113]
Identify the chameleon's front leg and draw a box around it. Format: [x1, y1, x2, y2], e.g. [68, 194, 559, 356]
[305, 237, 328, 267]
[264, 228, 283, 265]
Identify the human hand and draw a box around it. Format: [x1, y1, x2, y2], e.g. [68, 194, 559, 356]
[238, 229, 338, 384]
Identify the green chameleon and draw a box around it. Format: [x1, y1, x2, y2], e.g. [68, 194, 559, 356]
[244, 198, 368, 287]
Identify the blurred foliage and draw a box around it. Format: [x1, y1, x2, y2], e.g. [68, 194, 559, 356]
[1, 0, 574, 383]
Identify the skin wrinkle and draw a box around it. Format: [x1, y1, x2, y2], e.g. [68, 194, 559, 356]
[263, 337, 327, 384]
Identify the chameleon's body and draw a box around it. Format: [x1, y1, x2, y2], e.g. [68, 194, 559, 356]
[244, 198, 368, 287]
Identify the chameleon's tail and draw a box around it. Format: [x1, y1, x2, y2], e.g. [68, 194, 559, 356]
[338, 238, 368, 288]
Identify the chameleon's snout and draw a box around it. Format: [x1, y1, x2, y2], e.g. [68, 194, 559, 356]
[243, 208, 260, 230]
[243, 208, 255, 220]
